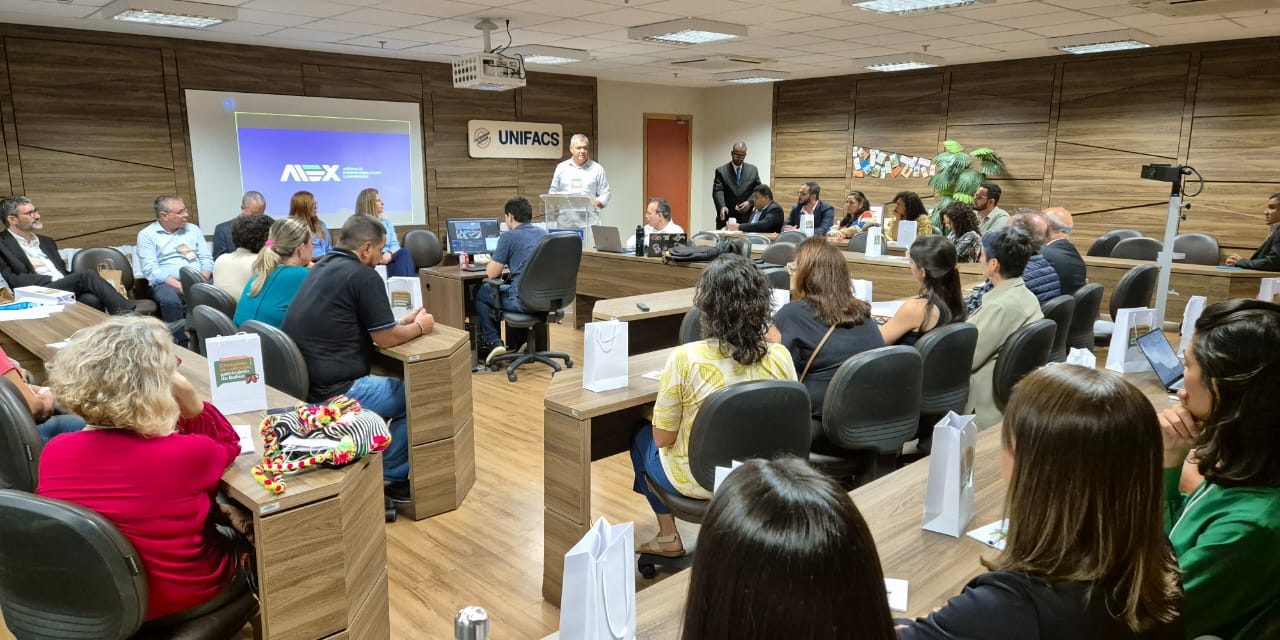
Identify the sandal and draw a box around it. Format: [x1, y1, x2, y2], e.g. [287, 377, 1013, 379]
[637, 532, 685, 558]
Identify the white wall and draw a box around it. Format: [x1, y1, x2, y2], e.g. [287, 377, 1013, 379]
[595, 80, 773, 237]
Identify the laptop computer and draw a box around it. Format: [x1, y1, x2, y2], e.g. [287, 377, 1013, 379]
[646, 233, 689, 258]
[591, 225, 627, 253]
[1135, 329, 1185, 392]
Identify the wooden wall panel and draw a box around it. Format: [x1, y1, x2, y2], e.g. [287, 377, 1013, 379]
[774, 78, 852, 132]
[1048, 142, 1173, 213]
[434, 188, 516, 222]
[1055, 53, 1189, 159]
[850, 178, 934, 210]
[303, 65, 423, 103]
[5, 38, 173, 169]
[946, 62, 1054, 125]
[19, 145, 172, 244]
[1185, 115, 1280, 183]
[1180, 182, 1280, 252]
[853, 74, 944, 158]
[1193, 43, 1280, 117]
[944, 122, 1049, 180]
[1072, 205, 1170, 253]
[520, 73, 595, 138]
[774, 131, 849, 177]
[176, 43, 304, 95]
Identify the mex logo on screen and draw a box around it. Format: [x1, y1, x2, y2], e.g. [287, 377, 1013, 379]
[280, 164, 341, 182]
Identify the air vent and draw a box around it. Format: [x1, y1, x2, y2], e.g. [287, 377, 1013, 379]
[669, 55, 773, 71]
[1129, 0, 1280, 17]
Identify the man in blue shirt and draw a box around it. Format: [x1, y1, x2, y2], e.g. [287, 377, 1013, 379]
[476, 196, 548, 364]
[136, 195, 213, 346]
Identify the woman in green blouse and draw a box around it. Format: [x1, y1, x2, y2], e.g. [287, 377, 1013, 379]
[1159, 298, 1280, 639]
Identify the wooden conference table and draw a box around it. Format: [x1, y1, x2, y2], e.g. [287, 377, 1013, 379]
[542, 354, 1170, 632]
[576, 248, 1273, 328]
[0, 303, 390, 639]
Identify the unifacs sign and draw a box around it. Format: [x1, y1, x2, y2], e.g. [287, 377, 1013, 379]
[280, 164, 341, 182]
[468, 120, 563, 159]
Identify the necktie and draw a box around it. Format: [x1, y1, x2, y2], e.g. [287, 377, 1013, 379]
[735, 166, 741, 182]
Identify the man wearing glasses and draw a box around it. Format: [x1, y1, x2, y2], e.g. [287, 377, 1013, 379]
[137, 195, 213, 346]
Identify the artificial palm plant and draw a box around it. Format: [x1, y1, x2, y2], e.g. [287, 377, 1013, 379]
[928, 140, 1005, 228]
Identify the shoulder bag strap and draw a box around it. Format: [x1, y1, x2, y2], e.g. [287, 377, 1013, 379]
[799, 324, 838, 383]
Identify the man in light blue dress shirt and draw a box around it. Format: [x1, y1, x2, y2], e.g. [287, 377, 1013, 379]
[136, 195, 212, 346]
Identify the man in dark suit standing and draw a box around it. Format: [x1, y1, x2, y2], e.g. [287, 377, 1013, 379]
[712, 142, 760, 230]
[726, 185, 784, 234]
[1225, 192, 1280, 272]
[212, 191, 266, 260]
[0, 196, 134, 313]
[783, 181, 836, 236]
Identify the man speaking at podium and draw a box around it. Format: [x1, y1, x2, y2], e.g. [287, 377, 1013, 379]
[549, 134, 610, 208]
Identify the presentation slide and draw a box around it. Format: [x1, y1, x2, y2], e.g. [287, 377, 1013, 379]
[186, 90, 426, 233]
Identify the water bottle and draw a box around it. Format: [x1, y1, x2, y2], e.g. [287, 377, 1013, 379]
[454, 606, 489, 640]
[635, 225, 645, 257]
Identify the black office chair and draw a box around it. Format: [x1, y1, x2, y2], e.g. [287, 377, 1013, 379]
[0, 378, 42, 492]
[743, 234, 771, 248]
[1041, 295, 1076, 363]
[0, 490, 258, 640]
[760, 241, 796, 266]
[403, 229, 444, 269]
[1086, 229, 1142, 257]
[1094, 264, 1159, 344]
[762, 267, 791, 290]
[811, 346, 923, 487]
[690, 231, 718, 244]
[1110, 236, 1162, 261]
[637, 380, 811, 578]
[678, 307, 702, 345]
[912, 323, 978, 455]
[722, 236, 751, 258]
[1173, 232, 1220, 266]
[70, 247, 158, 316]
[775, 230, 807, 245]
[485, 233, 580, 382]
[993, 319, 1056, 411]
[189, 282, 237, 320]
[1068, 283, 1104, 352]
[178, 266, 208, 345]
[846, 233, 869, 253]
[190, 305, 238, 356]
[239, 320, 309, 400]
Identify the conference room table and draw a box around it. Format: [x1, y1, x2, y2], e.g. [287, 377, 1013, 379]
[0, 303, 390, 639]
[541, 369, 1171, 635]
[576, 246, 1275, 329]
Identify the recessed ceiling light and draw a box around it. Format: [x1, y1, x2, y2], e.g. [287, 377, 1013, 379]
[713, 70, 790, 84]
[1049, 29, 1156, 54]
[101, 0, 236, 28]
[628, 18, 747, 46]
[504, 45, 590, 65]
[858, 53, 945, 72]
[851, 0, 992, 15]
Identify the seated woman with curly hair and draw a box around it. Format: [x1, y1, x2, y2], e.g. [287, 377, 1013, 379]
[37, 316, 244, 622]
[629, 253, 797, 558]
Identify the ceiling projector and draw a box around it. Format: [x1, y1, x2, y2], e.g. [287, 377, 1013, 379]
[452, 18, 526, 92]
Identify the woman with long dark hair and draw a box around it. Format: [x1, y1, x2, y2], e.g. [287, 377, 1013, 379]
[885, 191, 934, 241]
[774, 237, 883, 420]
[900, 365, 1183, 638]
[831, 191, 872, 239]
[289, 190, 330, 258]
[683, 458, 894, 640]
[1160, 299, 1280, 638]
[880, 235, 965, 346]
[940, 201, 982, 262]
[629, 254, 796, 557]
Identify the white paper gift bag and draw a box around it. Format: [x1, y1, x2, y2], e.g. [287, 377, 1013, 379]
[770, 288, 790, 316]
[1258, 277, 1280, 304]
[799, 212, 815, 237]
[374, 265, 388, 281]
[865, 227, 884, 257]
[385, 277, 423, 321]
[851, 279, 873, 303]
[205, 333, 267, 415]
[1179, 296, 1207, 354]
[895, 220, 918, 248]
[559, 518, 635, 640]
[922, 411, 977, 537]
[1105, 307, 1155, 374]
[583, 320, 628, 392]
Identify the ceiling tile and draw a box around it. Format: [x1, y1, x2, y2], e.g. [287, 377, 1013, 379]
[230, 8, 315, 26]
[409, 41, 488, 55]
[300, 18, 393, 35]
[1146, 19, 1245, 37]
[0, 2, 99, 18]
[918, 21, 1015, 39]
[1082, 4, 1147, 18]
[206, 21, 282, 36]
[995, 9, 1093, 29]
[502, 0, 611, 14]
[270, 26, 355, 42]
[877, 11, 976, 30]
[579, 6, 678, 27]
[377, 27, 468, 43]
[338, 35, 427, 49]
[371, 0, 492, 18]
[954, 1, 1066, 21]
[331, 7, 435, 27]
[772, 15, 854, 33]
[807, 22, 890, 39]
[244, 0, 354, 18]
[1026, 17, 1124, 37]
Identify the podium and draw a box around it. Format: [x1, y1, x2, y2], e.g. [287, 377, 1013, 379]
[540, 193, 600, 229]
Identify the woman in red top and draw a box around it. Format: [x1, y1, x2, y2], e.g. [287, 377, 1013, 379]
[37, 316, 241, 620]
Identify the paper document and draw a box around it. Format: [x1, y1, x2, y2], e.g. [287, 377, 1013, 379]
[884, 578, 909, 612]
[966, 519, 1009, 551]
[281, 436, 343, 451]
[0, 307, 51, 321]
[640, 369, 663, 382]
[232, 424, 256, 455]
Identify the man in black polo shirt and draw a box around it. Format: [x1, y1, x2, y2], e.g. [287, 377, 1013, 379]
[282, 214, 434, 499]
